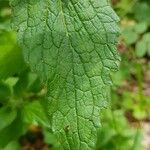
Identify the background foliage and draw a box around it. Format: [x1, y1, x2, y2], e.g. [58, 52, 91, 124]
[0, 0, 150, 149]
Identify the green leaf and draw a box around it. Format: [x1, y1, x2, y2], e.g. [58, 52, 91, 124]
[96, 109, 142, 150]
[143, 33, 150, 42]
[14, 70, 42, 97]
[122, 27, 138, 45]
[0, 31, 25, 79]
[0, 111, 24, 147]
[43, 128, 60, 149]
[11, 0, 120, 149]
[0, 107, 17, 131]
[133, 2, 150, 25]
[143, 33, 150, 56]
[135, 33, 150, 57]
[0, 82, 11, 103]
[135, 41, 147, 57]
[134, 22, 148, 34]
[22, 101, 49, 127]
[3, 141, 20, 150]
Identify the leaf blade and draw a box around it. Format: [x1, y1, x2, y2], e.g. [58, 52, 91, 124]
[11, 0, 120, 149]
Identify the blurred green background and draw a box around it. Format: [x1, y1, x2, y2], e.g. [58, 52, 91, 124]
[0, 0, 150, 149]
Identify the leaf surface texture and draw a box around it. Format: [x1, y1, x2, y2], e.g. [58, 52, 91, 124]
[11, 0, 120, 149]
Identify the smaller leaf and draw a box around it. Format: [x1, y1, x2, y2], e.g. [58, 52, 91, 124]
[123, 28, 138, 45]
[133, 107, 147, 120]
[134, 2, 150, 25]
[22, 101, 49, 127]
[13, 71, 28, 97]
[14, 70, 41, 97]
[27, 73, 41, 93]
[43, 129, 60, 149]
[147, 42, 150, 56]
[134, 22, 148, 34]
[136, 33, 150, 57]
[0, 107, 17, 131]
[143, 33, 150, 42]
[3, 141, 20, 150]
[0, 31, 25, 79]
[135, 41, 147, 57]
[143, 33, 150, 56]
[0, 110, 24, 147]
[0, 82, 11, 103]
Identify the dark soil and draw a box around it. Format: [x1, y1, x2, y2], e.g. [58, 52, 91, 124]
[19, 127, 51, 150]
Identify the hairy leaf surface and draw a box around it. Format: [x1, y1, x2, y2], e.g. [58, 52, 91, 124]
[11, 0, 120, 149]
